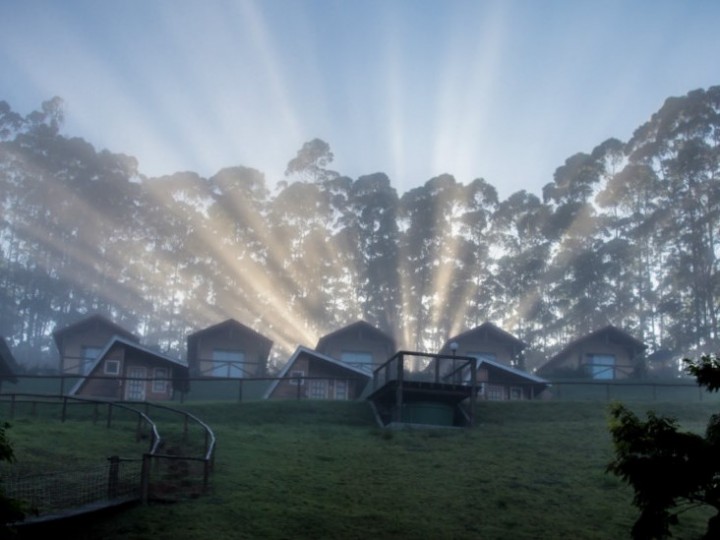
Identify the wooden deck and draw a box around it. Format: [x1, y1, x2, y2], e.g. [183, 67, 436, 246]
[367, 351, 478, 427]
[367, 379, 474, 406]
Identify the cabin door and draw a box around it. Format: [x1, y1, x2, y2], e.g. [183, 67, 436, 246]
[125, 366, 147, 401]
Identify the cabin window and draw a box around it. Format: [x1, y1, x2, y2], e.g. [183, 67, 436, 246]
[153, 367, 169, 393]
[308, 379, 328, 399]
[289, 370, 304, 385]
[210, 350, 245, 378]
[340, 352, 373, 369]
[334, 380, 348, 400]
[81, 346, 102, 375]
[509, 386, 523, 400]
[586, 354, 615, 380]
[486, 385, 506, 401]
[104, 359, 120, 375]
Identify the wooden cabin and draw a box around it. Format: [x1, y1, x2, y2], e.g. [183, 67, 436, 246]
[439, 322, 526, 368]
[315, 320, 396, 372]
[537, 325, 646, 380]
[69, 336, 189, 401]
[53, 314, 139, 375]
[264, 346, 371, 400]
[186, 319, 273, 378]
[0, 336, 19, 390]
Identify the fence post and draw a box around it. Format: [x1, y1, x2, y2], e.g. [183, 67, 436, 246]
[140, 454, 151, 504]
[61, 396, 68, 422]
[108, 455, 120, 499]
[203, 458, 211, 494]
[394, 354, 404, 423]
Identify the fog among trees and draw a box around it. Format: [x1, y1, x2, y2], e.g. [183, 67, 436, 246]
[1, 86, 719, 371]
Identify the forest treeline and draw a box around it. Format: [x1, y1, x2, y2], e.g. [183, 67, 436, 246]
[1, 86, 719, 371]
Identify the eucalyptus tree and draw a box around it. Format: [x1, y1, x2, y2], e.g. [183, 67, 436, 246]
[138, 171, 215, 353]
[268, 179, 336, 337]
[206, 166, 273, 325]
[624, 86, 720, 353]
[455, 178, 500, 330]
[398, 174, 469, 350]
[336, 173, 401, 337]
[491, 190, 553, 351]
[541, 149, 616, 344]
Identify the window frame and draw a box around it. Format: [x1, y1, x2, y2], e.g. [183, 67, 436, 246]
[104, 359, 121, 375]
[152, 367, 169, 393]
[289, 370, 305, 385]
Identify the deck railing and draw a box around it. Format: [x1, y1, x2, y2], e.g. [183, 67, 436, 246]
[371, 350, 478, 391]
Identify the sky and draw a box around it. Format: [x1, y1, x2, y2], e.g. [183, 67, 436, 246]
[1, 0, 719, 200]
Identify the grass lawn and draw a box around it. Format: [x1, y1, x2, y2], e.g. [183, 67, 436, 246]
[6, 399, 719, 539]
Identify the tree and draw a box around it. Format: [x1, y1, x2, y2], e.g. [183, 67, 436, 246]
[0, 423, 24, 531]
[607, 355, 720, 539]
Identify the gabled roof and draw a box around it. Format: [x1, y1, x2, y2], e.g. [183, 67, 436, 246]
[477, 355, 549, 385]
[315, 320, 395, 351]
[52, 314, 139, 348]
[263, 346, 372, 399]
[440, 322, 527, 353]
[0, 337, 19, 383]
[539, 325, 646, 374]
[187, 319, 273, 348]
[69, 335, 188, 396]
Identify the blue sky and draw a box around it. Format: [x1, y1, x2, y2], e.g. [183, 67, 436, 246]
[1, 0, 719, 199]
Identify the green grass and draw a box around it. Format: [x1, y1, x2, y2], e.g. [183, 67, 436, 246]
[5, 399, 720, 539]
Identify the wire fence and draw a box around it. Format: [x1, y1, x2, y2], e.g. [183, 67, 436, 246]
[0, 394, 216, 524]
[3, 373, 719, 403]
[2, 457, 141, 518]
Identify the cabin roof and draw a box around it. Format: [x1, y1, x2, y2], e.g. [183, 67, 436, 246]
[441, 322, 527, 352]
[315, 320, 395, 351]
[478, 355, 549, 384]
[52, 314, 139, 348]
[69, 335, 188, 396]
[263, 345, 372, 399]
[187, 319, 273, 348]
[539, 325, 646, 374]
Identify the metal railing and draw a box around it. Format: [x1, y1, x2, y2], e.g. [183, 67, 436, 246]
[0, 394, 216, 523]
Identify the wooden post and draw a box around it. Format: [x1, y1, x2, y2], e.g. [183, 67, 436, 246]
[296, 377, 302, 400]
[140, 454, 151, 504]
[469, 358, 477, 427]
[61, 396, 68, 422]
[203, 459, 210, 493]
[394, 354, 404, 424]
[108, 455, 120, 499]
